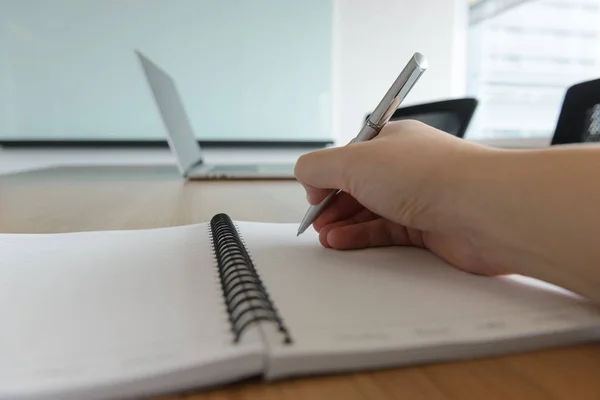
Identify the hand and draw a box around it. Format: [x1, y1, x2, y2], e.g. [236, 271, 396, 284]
[294, 120, 508, 276]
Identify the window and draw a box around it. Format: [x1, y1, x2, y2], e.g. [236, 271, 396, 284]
[466, 0, 600, 142]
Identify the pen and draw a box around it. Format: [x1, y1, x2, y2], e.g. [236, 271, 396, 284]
[296, 52, 428, 236]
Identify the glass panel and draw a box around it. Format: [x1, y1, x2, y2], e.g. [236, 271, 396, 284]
[0, 0, 333, 143]
[466, 0, 600, 140]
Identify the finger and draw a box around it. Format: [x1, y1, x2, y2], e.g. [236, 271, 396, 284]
[312, 192, 364, 231]
[295, 145, 360, 194]
[295, 124, 403, 204]
[317, 208, 378, 247]
[324, 218, 415, 250]
[295, 121, 410, 190]
[298, 139, 356, 204]
[300, 183, 335, 205]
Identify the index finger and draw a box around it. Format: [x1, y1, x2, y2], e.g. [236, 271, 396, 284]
[294, 138, 358, 204]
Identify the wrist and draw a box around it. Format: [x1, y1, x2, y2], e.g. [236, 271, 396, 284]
[429, 144, 508, 234]
[431, 145, 539, 274]
[428, 142, 600, 304]
[441, 146, 574, 278]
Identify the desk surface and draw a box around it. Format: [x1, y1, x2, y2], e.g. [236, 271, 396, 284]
[2, 166, 600, 400]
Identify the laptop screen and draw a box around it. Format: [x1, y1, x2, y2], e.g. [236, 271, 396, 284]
[137, 51, 203, 175]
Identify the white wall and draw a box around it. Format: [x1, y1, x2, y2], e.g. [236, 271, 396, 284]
[332, 0, 468, 143]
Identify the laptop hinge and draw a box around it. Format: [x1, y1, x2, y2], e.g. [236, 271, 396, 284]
[183, 159, 204, 178]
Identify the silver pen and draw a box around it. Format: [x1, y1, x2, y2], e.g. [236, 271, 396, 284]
[297, 52, 428, 236]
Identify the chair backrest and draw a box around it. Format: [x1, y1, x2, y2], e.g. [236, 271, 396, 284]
[551, 78, 600, 145]
[365, 98, 478, 138]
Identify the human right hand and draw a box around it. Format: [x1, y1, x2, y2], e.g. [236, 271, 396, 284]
[295, 119, 600, 306]
[294, 119, 510, 276]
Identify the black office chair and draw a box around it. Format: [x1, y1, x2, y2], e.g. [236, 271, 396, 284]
[365, 97, 478, 138]
[551, 78, 600, 145]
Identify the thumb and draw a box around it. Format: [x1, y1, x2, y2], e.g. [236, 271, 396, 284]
[294, 145, 357, 204]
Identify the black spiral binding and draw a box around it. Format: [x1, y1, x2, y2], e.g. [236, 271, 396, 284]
[209, 213, 292, 345]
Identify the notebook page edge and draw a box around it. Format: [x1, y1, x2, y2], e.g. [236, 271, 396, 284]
[262, 323, 600, 380]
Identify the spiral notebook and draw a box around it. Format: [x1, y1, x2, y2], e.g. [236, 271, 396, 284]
[2, 213, 600, 400]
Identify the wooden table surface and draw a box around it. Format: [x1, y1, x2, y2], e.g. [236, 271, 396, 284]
[2, 165, 600, 400]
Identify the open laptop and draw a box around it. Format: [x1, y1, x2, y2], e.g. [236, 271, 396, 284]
[135, 50, 297, 179]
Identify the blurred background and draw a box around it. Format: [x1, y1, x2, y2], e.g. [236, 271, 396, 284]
[1, 0, 599, 174]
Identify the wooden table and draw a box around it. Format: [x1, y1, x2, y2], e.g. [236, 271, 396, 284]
[2, 165, 600, 400]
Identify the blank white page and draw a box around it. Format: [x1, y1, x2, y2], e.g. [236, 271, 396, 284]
[0, 224, 264, 400]
[234, 221, 600, 379]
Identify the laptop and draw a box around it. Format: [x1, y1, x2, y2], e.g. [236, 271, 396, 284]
[135, 50, 297, 179]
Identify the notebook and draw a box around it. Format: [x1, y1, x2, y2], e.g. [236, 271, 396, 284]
[2, 213, 600, 400]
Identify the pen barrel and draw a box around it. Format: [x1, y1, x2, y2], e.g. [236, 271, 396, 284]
[368, 53, 428, 129]
[297, 53, 427, 237]
[354, 123, 379, 143]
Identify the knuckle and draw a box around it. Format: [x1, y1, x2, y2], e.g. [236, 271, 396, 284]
[294, 153, 309, 179]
